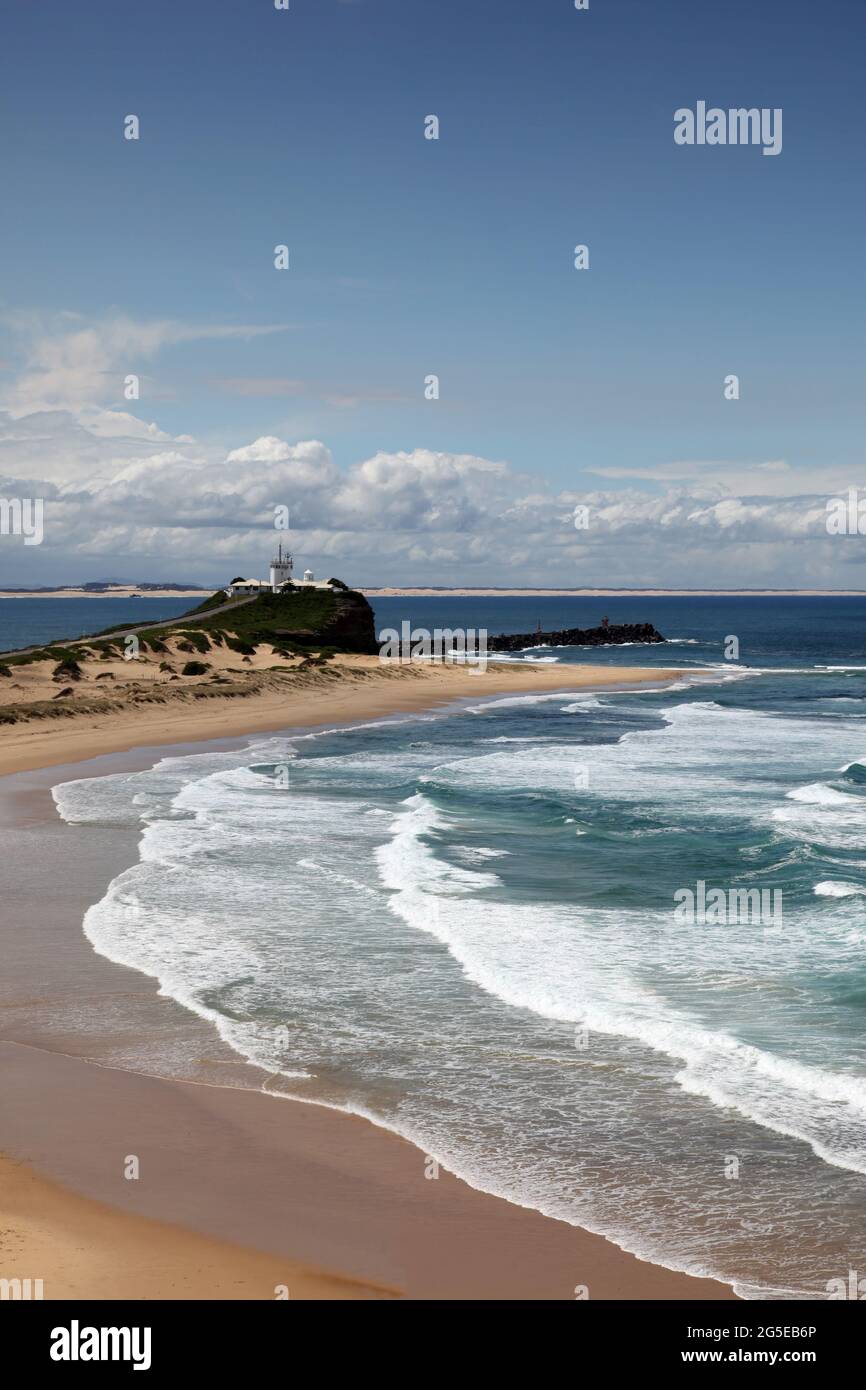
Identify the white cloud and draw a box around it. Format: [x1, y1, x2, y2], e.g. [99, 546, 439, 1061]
[0, 313, 290, 417]
[0, 314, 862, 586]
[227, 436, 307, 464]
[0, 408, 858, 588]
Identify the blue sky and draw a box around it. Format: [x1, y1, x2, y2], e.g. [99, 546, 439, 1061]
[1, 0, 864, 586]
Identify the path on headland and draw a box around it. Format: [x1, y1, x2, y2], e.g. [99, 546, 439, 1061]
[0, 594, 258, 658]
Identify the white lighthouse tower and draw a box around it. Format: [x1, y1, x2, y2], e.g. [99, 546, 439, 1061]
[269, 541, 293, 592]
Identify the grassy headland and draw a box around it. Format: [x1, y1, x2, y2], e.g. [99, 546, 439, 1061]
[0, 584, 378, 725]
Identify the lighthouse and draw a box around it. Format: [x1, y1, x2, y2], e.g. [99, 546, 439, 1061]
[269, 541, 293, 592]
[226, 542, 333, 598]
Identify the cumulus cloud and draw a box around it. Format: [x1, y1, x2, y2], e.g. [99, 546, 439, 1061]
[0, 405, 858, 587]
[0, 313, 862, 586]
[0, 408, 201, 487]
[6, 429, 511, 546]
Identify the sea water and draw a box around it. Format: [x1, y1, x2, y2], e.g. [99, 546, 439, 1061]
[50, 596, 866, 1298]
[0, 596, 196, 653]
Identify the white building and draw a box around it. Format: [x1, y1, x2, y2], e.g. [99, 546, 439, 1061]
[226, 545, 334, 597]
[224, 577, 270, 596]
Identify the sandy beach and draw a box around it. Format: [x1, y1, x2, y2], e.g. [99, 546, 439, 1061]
[0, 659, 734, 1300]
[0, 653, 686, 779]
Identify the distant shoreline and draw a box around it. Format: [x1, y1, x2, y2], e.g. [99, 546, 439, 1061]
[0, 587, 208, 600]
[4, 586, 866, 601]
[362, 587, 866, 598]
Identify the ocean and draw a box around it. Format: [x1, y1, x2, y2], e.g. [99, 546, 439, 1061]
[44, 595, 866, 1298]
[0, 596, 198, 653]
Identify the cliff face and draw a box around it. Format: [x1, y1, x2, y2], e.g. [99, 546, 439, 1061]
[486, 621, 665, 652]
[276, 589, 379, 654]
[263, 588, 379, 654]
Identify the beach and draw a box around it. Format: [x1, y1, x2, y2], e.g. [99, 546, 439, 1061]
[0, 658, 734, 1300]
[2, 0, 858, 1339]
[0, 654, 685, 779]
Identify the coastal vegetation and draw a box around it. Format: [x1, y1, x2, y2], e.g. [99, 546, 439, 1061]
[0, 582, 377, 666]
[0, 583, 379, 727]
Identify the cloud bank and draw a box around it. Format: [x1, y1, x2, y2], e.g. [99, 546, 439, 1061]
[0, 314, 862, 587]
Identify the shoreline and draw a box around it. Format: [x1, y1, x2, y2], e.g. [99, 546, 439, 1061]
[5, 586, 866, 601]
[362, 587, 866, 597]
[0, 660, 735, 1299]
[0, 658, 687, 780]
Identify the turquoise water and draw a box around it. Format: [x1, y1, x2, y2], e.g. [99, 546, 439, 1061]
[50, 598, 866, 1298]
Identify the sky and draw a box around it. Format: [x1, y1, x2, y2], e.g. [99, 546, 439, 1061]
[1, 0, 864, 588]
